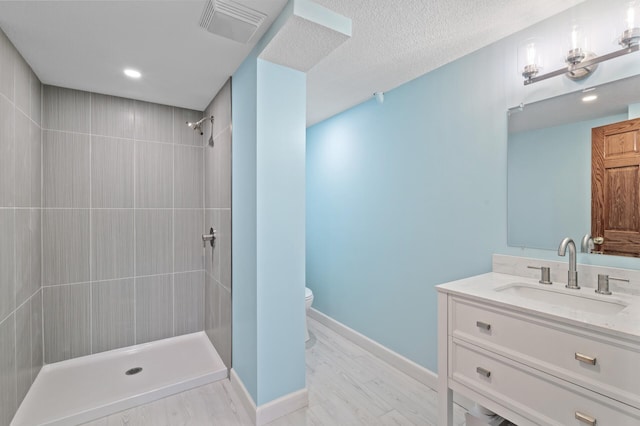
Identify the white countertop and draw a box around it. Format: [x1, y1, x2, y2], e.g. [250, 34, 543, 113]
[437, 272, 640, 343]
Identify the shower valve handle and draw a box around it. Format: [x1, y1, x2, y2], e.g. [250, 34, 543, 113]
[202, 228, 216, 247]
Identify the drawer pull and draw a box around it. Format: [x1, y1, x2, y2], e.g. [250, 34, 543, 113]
[476, 321, 491, 331]
[575, 411, 596, 425]
[476, 367, 491, 378]
[575, 352, 597, 365]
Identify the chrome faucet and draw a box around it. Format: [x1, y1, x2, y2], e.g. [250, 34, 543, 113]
[580, 233, 593, 253]
[558, 237, 579, 289]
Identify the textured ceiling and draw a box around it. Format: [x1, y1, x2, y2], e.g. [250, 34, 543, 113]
[260, 14, 350, 72]
[306, 0, 583, 125]
[0, 0, 583, 121]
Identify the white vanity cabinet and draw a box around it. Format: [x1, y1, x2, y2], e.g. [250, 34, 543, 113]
[437, 273, 640, 426]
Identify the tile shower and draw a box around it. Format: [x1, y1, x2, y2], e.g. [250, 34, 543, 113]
[0, 27, 232, 425]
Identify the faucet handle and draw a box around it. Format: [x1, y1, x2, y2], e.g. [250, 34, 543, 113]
[596, 275, 628, 295]
[528, 265, 552, 285]
[596, 274, 612, 295]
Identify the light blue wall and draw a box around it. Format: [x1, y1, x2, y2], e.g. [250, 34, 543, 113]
[306, 0, 640, 372]
[256, 59, 306, 405]
[232, 50, 259, 400]
[231, 0, 307, 406]
[307, 44, 509, 371]
[508, 113, 627, 250]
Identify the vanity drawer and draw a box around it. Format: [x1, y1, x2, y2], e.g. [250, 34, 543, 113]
[451, 339, 640, 426]
[450, 297, 640, 408]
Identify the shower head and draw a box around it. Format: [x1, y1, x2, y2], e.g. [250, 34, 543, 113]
[186, 116, 214, 136]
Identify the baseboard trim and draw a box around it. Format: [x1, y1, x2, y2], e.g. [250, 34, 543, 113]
[230, 368, 257, 425]
[308, 308, 437, 389]
[256, 387, 308, 425]
[229, 368, 309, 425]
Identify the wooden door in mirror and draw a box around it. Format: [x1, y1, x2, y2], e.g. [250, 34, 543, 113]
[592, 118, 640, 257]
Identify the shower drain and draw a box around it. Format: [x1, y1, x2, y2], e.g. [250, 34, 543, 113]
[125, 367, 143, 376]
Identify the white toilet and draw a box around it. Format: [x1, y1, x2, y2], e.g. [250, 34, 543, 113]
[305, 287, 314, 342]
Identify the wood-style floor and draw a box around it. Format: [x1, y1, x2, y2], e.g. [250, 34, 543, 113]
[84, 316, 467, 425]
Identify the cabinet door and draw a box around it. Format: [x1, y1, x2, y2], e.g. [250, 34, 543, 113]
[451, 340, 640, 426]
[451, 297, 640, 409]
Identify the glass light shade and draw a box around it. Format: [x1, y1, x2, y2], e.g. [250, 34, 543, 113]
[624, 1, 639, 30]
[565, 21, 592, 64]
[620, 1, 640, 46]
[518, 38, 545, 79]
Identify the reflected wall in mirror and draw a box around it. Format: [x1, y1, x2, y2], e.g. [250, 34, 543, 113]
[507, 73, 640, 255]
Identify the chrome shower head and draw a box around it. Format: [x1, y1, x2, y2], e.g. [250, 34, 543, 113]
[186, 116, 214, 135]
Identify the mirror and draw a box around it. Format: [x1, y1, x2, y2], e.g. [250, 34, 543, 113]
[507, 73, 640, 253]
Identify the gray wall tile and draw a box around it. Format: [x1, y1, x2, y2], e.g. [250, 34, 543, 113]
[91, 136, 134, 208]
[204, 209, 219, 281]
[174, 145, 203, 208]
[204, 138, 218, 209]
[204, 273, 217, 342]
[91, 210, 134, 281]
[134, 101, 173, 143]
[174, 108, 204, 146]
[205, 127, 231, 209]
[43, 283, 90, 363]
[42, 209, 90, 286]
[16, 299, 31, 407]
[30, 120, 41, 207]
[43, 86, 90, 133]
[0, 96, 15, 207]
[204, 276, 230, 369]
[219, 209, 231, 291]
[219, 285, 231, 369]
[135, 209, 173, 276]
[14, 56, 30, 115]
[216, 127, 232, 209]
[174, 209, 204, 273]
[211, 79, 231, 138]
[30, 71, 41, 125]
[92, 279, 134, 353]
[15, 112, 41, 207]
[136, 274, 173, 344]
[174, 271, 204, 336]
[135, 141, 173, 208]
[15, 209, 40, 307]
[91, 93, 135, 138]
[43, 130, 90, 208]
[0, 29, 16, 101]
[0, 210, 15, 323]
[31, 290, 43, 380]
[0, 314, 17, 426]
[14, 110, 30, 208]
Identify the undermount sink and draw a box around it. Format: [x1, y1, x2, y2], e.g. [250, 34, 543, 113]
[495, 283, 628, 315]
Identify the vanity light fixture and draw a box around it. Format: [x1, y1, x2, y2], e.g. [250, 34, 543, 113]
[124, 68, 141, 79]
[521, 3, 640, 85]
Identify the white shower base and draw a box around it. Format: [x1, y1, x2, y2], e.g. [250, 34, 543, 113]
[11, 331, 227, 426]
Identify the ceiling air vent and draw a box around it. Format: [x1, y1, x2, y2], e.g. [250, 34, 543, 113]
[199, 0, 266, 44]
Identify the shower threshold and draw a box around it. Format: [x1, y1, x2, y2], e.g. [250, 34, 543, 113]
[11, 332, 227, 426]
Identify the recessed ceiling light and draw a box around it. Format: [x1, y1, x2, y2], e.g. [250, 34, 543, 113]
[124, 69, 141, 79]
[582, 94, 598, 102]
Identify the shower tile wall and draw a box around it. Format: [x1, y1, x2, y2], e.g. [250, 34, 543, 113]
[41, 85, 207, 363]
[204, 79, 232, 369]
[0, 29, 43, 426]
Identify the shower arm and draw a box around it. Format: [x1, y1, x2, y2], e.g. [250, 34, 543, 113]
[186, 116, 214, 135]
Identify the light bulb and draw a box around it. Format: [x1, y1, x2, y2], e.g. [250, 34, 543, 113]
[627, 5, 636, 29]
[124, 69, 141, 79]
